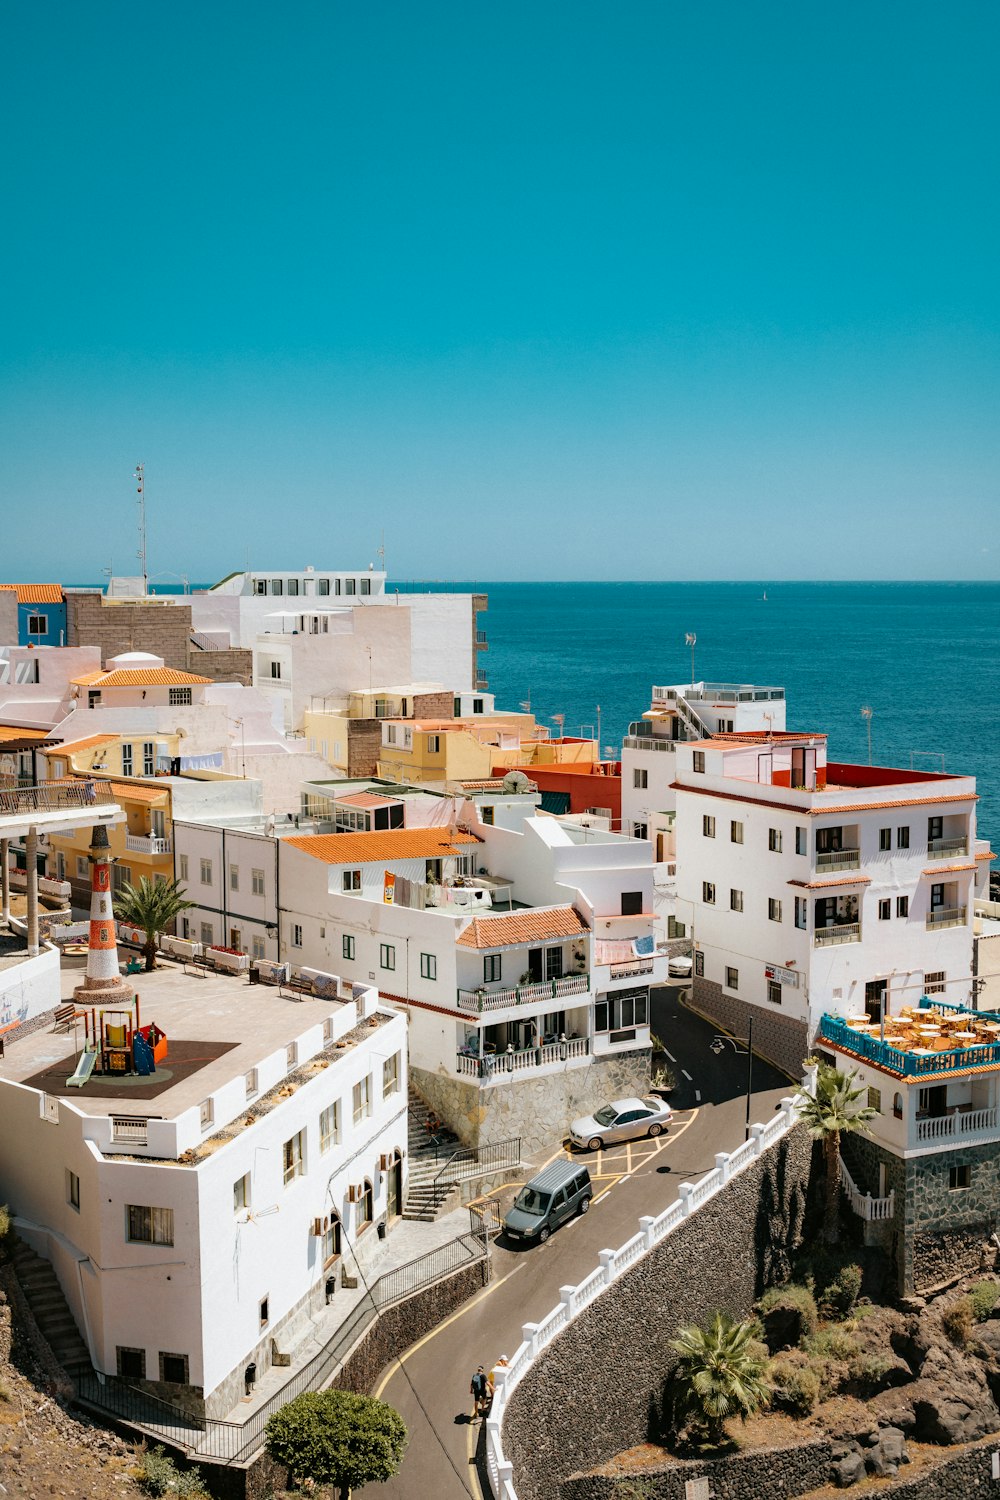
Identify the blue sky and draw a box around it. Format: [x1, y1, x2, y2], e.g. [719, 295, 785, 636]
[2, 2, 997, 582]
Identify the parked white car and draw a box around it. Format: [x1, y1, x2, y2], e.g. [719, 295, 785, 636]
[668, 955, 693, 978]
[569, 1096, 673, 1151]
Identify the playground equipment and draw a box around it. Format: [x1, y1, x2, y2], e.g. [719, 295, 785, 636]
[75, 994, 168, 1078]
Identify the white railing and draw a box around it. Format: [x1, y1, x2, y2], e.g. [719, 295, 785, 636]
[814, 922, 861, 947]
[927, 838, 969, 858]
[485, 1094, 803, 1498]
[124, 833, 172, 855]
[926, 907, 966, 930]
[622, 737, 675, 752]
[609, 959, 655, 979]
[456, 973, 589, 1013]
[111, 1116, 149, 1145]
[456, 1037, 590, 1080]
[839, 1155, 895, 1221]
[816, 849, 860, 870]
[916, 1106, 998, 1143]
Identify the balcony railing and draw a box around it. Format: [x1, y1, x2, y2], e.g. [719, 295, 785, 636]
[816, 849, 860, 871]
[622, 736, 675, 752]
[609, 959, 655, 979]
[926, 907, 966, 930]
[820, 1013, 1000, 1077]
[456, 973, 589, 1014]
[0, 781, 119, 817]
[916, 1106, 998, 1143]
[840, 1156, 895, 1221]
[456, 1036, 590, 1079]
[927, 838, 969, 859]
[814, 922, 861, 947]
[124, 833, 172, 856]
[111, 1116, 149, 1145]
[475, 631, 488, 648]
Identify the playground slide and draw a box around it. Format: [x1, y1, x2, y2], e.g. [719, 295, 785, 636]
[132, 1033, 154, 1076]
[66, 1046, 98, 1089]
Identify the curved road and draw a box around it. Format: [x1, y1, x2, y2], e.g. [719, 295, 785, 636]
[374, 991, 793, 1499]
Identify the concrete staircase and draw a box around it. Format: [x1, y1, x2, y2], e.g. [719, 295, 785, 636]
[404, 1086, 461, 1222]
[10, 1238, 91, 1378]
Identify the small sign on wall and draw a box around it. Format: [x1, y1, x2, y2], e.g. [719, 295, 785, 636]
[765, 962, 800, 988]
[992, 1449, 1000, 1480]
[684, 1480, 711, 1500]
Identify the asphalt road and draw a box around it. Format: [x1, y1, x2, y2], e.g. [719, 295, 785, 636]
[372, 988, 794, 1500]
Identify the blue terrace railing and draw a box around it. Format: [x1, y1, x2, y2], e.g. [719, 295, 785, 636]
[819, 1011, 1000, 1078]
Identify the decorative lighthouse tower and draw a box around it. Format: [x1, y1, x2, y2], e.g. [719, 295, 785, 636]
[73, 824, 132, 1007]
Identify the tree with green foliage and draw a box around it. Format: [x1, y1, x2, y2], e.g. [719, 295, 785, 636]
[669, 1313, 771, 1446]
[265, 1389, 407, 1499]
[115, 876, 194, 972]
[794, 1062, 878, 1244]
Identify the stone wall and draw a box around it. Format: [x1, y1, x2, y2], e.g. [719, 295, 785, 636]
[561, 1438, 836, 1500]
[413, 690, 456, 719]
[190, 647, 253, 685]
[502, 1125, 813, 1499]
[347, 719, 382, 777]
[66, 592, 193, 671]
[690, 978, 807, 1080]
[411, 1049, 653, 1158]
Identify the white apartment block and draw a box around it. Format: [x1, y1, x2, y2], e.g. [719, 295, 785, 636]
[675, 730, 981, 1076]
[0, 972, 407, 1420]
[276, 812, 666, 1154]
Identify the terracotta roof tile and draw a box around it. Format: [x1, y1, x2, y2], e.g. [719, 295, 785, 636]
[921, 863, 977, 876]
[976, 850, 996, 861]
[456, 907, 589, 950]
[0, 726, 57, 747]
[788, 875, 872, 890]
[70, 668, 211, 688]
[284, 829, 480, 864]
[337, 793, 397, 809]
[41, 735, 119, 757]
[0, 584, 63, 603]
[104, 779, 170, 804]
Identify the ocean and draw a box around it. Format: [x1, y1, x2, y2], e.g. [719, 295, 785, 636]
[395, 581, 1000, 847]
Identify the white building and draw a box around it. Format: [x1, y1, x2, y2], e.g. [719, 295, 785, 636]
[277, 812, 666, 1153]
[675, 730, 981, 1076]
[0, 970, 407, 1419]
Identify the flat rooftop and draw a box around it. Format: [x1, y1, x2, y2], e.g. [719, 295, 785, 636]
[0, 965, 355, 1120]
[820, 1003, 1000, 1080]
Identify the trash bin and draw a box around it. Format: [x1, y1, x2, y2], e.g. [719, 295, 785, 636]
[248, 965, 260, 985]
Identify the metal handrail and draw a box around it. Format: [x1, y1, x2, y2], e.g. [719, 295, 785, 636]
[0, 780, 118, 816]
[432, 1136, 521, 1189]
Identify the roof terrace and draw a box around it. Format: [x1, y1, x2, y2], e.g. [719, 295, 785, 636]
[820, 999, 1000, 1079]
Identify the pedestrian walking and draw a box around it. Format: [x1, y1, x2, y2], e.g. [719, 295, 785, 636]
[470, 1365, 490, 1419]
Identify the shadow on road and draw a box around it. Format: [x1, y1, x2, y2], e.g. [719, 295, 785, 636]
[650, 982, 794, 1112]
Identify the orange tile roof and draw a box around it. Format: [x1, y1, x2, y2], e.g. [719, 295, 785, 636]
[788, 875, 872, 890]
[41, 734, 119, 757]
[921, 863, 976, 875]
[284, 828, 480, 864]
[0, 584, 63, 603]
[104, 779, 170, 805]
[70, 668, 211, 688]
[456, 907, 589, 950]
[976, 850, 996, 861]
[0, 725, 57, 747]
[337, 793, 397, 809]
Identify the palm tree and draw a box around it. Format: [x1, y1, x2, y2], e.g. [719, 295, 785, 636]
[795, 1061, 877, 1243]
[114, 877, 194, 972]
[669, 1312, 771, 1446]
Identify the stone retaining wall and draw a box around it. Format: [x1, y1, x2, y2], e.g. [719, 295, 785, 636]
[561, 1438, 836, 1500]
[502, 1126, 813, 1500]
[690, 979, 807, 1080]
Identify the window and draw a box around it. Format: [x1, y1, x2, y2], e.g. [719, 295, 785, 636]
[928, 816, 943, 842]
[924, 970, 946, 995]
[730, 888, 743, 912]
[320, 1102, 340, 1153]
[767, 980, 782, 1006]
[287, 577, 299, 595]
[342, 869, 361, 892]
[594, 987, 649, 1032]
[159, 1353, 189, 1385]
[117, 1347, 146, 1380]
[342, 934, 355, 961]
[795, 897, 807, 929]
[426, 735, 441, 754]
[286, 1041, 298, 1070]
[67, 1170, 80, 1211]
[420, 952, 437, 980]
[379, 943, 395, 971]
[233, 1174, 250, 1213]
[352, 1076, 372, 1124]
[282, 1131, 305, 1185]
[360, 577, 371, 595]
[545, 947, 564, 980]
[200, 920, 214, 946]
[259, 1296, 270, 1328]
[702, 815, 716, 838]
[345, 578, 356, 596]
[383, 1053, 400, 1098]
[251, 867, 265, 896]
[633, 768, 648, 790]
[897, 827, 910, 849]
[291, 924, 303, 947]
[484, 954, 502, 983]
[121, 743, 133, 776]
[949, 1165, 972, 1192]
[730, 820, 744, 844]
[878, 899, 891, 920]
[251, 935, 265, 959]
[126, 1205, 174, 1245]
[112, 862, 132, 895]
[667, 916, 686, 939]
[245, 1068, 258, 1098]
[702, 882, 715, 905]
[768, 828, 782, 853]
[270, 578, 283, 595]
[795, 827, 808, 856]
[621, 891, 643, 915]
[229, 863, 239, 891]
[178, 854, 188, 882]
[357, 1178, 374, 1227]
[168, 687, 192, 706]
[632, 822, 648, 839]
[269, 660, 282, 680]
[692, 751, 705, 773]
[318, 578, 330, 595]
[768, 898, 782, 923]
[893, 1092, 903, 1119]
[27, 613, 47, 636]
[323, 1216, 341, 1264]
[897, 896, 909, 918]
[143, 742, 155, 776]
[200, 858, 212, 885]
[879, 828, 891, 851]
[725, 966, 739, 991]
[76, 856, 88, 879]
[480, 805, 495, 825]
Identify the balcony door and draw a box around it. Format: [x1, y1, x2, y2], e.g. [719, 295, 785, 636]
[865, 979, 887, 1023]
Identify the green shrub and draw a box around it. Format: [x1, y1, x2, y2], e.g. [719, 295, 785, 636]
[266, 1389, 407, 1492]
[969, 1279, 1000, 1322]
[134, 1446, 206, 1498]
[0, 1206, 11, 1247]
[756, 1284, 818, 1351]
[943, 1298, 974, 1346]
[770, 1352, 821, 1416]
[852, 1352, 893, 1390]
[821, 1262, 863, 1320]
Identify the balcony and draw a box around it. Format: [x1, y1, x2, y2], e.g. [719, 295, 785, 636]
[475, 631, 488, 650]
[916, 1106, 998, 1144]
[456, 973, 589, 1014]
[927, 838, 969, 859]
[0, 781, 118, 816]
[816, 849, 860, 871]
[622, 736, 675, 752]
[456, 1035, 590, 1080]
[926, 907, 966, 930]
[820, 1012, 1000, 1078]
[124, 833, 172, 856]
[814, 922, 861, 947]
[609, 958, 655, 979]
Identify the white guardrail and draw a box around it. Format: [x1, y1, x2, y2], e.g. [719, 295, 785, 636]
[485, 1094, 802, 1498]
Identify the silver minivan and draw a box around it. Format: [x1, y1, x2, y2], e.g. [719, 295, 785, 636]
[502, 1160, 592, 1244]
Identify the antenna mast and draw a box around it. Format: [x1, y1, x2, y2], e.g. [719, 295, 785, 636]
[134, 463, 147, 592]
[377, 529, 386, 578]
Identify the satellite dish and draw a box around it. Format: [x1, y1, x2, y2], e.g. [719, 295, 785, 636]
[502, 770, 531, 794]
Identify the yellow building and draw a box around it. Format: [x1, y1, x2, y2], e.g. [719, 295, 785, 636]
[376, 719, 599, 786]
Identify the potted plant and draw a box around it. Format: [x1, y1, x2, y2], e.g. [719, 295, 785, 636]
[650, 1063, 676, 1098]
